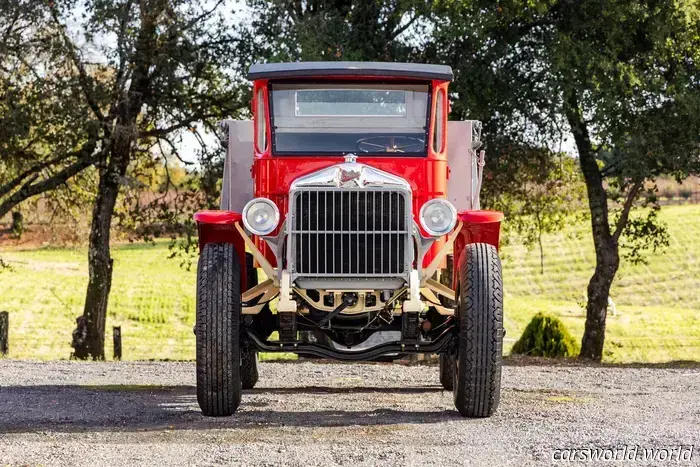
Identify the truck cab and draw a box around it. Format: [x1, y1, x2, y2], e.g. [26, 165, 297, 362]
[194, 62, 504, 418]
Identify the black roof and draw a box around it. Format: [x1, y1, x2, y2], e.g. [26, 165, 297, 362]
[247, 61, 453, 81]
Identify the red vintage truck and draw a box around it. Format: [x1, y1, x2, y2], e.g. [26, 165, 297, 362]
[194, 62, 504, 418]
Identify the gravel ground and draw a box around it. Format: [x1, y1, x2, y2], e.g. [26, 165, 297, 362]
[0, 360, 699, 466]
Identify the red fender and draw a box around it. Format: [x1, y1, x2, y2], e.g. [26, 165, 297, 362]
[452, 210, 504, 290]
[194, 210, 248, 291]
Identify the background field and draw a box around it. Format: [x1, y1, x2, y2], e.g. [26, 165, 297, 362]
[1, 205, 698, 362]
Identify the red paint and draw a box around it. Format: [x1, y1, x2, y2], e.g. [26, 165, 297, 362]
[194, 210, 247, 291]
[458, 210, 504, 224]
[452, 210, 503, 290]
[251, 78, 452, 268]
[194, 211, 242, 224]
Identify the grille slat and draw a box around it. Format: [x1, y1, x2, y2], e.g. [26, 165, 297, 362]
[291, 189, 409, 277]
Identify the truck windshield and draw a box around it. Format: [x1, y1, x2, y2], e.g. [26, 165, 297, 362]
[270, 83, 430, 155]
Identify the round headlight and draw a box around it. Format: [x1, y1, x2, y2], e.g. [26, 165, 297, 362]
[420, 199, 457, 237]
[242, 198, 279, 235]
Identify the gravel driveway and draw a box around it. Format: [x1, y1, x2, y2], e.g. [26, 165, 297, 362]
[0, 360, 698, 466]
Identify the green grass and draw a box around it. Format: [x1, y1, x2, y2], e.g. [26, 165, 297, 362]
[501, 204, 700, 363]
[0, 242, 197, 360]
[0, 204, 698, 362]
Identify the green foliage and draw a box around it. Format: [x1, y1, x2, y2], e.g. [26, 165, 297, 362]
[511, 312, 578, 358]
[619, 206, 670, 265]
[238, 0, 434, 64]
[430, 0, 700, 359]
[486, 149, 586, 272]
[0, 257, 12, 273]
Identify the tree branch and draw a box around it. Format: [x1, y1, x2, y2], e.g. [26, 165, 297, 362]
[142, 112, 219, 138]
[48, 7, 106, 123]
[0, 152, 74, 199]
[113, 0, 135, 103]
[389, 12, 420, 40]
[0, 140, 102, 219]
[613, 179, 644, 242]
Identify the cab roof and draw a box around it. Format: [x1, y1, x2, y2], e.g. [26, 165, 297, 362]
[247, 61, 453, 82]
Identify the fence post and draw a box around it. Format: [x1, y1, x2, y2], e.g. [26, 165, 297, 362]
[113, 326, 122, 361]
[0, 311, 8, 356]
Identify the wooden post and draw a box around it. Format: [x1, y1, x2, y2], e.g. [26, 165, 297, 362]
[0, 311, 8, 356]
[113, 326, 122, 361]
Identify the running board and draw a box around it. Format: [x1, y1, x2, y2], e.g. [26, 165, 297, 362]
[246, 328, 454, 362]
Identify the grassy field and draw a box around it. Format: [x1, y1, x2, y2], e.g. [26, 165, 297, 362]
[1, 204, 698, 362]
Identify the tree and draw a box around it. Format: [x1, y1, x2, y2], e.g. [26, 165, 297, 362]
[432, 0, 700, 360]
[487, 148, 585, 273]
[0, 1, 102, 221]
[2, 0, 247, 359]
[238, 0, 434, 64]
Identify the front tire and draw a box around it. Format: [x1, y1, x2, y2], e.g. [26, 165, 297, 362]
[241, 253, 260, 390]
[453, 243, 504, 417]
[196, 243, 242, 417]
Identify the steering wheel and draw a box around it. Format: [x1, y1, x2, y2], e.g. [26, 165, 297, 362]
[356, 136, 425, 154]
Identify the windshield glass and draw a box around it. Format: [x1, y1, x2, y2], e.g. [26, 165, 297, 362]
[270, 83, 429, 155]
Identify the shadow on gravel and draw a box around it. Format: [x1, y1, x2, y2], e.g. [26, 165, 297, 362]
[0, 384, 460, 433]
[504, 356, 700, 368]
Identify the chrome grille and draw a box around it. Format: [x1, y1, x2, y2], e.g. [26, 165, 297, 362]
[289, 189, 411, 279]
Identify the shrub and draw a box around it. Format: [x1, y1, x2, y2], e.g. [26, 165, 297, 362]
[11, 211, 23, 239]
[511, 312, 578, 357]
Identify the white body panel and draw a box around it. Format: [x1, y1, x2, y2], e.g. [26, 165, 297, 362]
[446, 120, 483, 211]
[220, 120, 254, 212]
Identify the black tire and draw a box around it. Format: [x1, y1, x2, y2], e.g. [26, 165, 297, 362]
[241, 348, 259, 389]
[439, 353, 455, 390]
[453, 243, 503, 417]
[242, 252, 261, 389]
[196, 243, 242, 417]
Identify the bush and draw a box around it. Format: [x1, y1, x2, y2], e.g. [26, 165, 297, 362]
[511, 312, 578, 357]
[11, 211, 23, 239]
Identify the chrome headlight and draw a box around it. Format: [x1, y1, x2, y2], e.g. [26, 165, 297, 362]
[242, 198, 279, 235]
[420, 199, 457, 237]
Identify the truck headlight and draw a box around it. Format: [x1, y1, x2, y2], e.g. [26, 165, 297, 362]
[420, 199, 457, 237]
[242, 198, 279, 235]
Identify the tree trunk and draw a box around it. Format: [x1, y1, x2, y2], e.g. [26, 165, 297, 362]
[581, 245, 618, 359]
[69, 1, 161, 360]
[71, 160, 124, 360]
[565, 93, 619, 361]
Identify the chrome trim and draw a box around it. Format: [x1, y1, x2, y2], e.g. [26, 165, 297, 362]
[242, 197, 280, 235]
[419, 198, 457, 237]
[288, 162, 413, 289]
[290, 161, 412, 191]
[296, 277, 406, 290]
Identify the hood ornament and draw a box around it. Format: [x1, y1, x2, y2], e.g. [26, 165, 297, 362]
[338, 166, 361, 187]
[344, 153, 358, 163]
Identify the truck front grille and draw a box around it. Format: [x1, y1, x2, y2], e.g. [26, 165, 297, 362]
[290, 189, 410, 277]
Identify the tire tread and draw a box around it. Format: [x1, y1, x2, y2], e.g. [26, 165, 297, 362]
[453, 243, 503, 417]
[196, 243, 242, 416]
